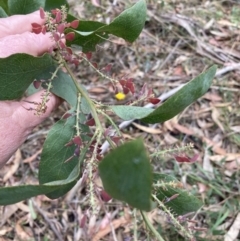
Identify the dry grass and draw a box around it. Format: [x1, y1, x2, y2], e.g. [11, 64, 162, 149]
[0, 0, 240, 240]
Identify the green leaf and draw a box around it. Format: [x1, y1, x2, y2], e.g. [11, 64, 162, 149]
[111, 105, 153, 121]
[0, 53, 54, 100]
[0, 6, 7, 17]
[141, 65, 217, 124]
[66, 18, 107, 52]
[80, 95, 91, 114]
[154, 173, 202, 215]
[49, 68, 78, 108]
[67, 15, 106, 31]
[96, 0, 147, 42]
[99, 139, 152, 211]
[0, 185, 58, 205]
[44, 0, 69, 11]
[39, 116, 78, 199]
[66, 0, 147, 52]
[0, 0, 8, 15]
[0, 164, 81, 205]
[8, 0, 45, 14]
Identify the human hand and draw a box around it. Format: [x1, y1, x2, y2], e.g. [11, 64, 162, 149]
[0, 11, 62, 167]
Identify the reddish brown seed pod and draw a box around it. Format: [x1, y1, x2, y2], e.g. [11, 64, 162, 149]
[100, 190, 112, 202]
[104, 63, 112, 72]
[148, 97, 161, 105]
[57, 23, 65, 34]
[55, 11, 62, 23]
[31, 23, 42, 34]
[86, 118, 95, 126]
[33, 80, 42, 89]
[70, 20, 79, 29]
[73, 136, 82, 146]
[39, 7, 45, 19]
[65, 32, 75, 41]
[85, 52, 92, 60]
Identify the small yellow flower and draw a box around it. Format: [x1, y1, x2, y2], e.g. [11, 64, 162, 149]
[115, 92, 126, 101]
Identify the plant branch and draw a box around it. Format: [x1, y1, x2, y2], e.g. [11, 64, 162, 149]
[152, 194, 194, 240]
[61, 57, 115, 149]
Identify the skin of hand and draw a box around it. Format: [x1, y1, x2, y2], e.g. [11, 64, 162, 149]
[0, 11, 62, 168]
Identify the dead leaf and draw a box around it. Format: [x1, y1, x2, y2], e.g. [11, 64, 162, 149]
[208, 38, 221, 47]
[92, 208, 131, 241]
[202, 137, 226, 155]
[0, 204, 19, 227]
[210, 154, 240, 162]
[91, 0, 101, 7]
[218, 19, 238, 27]
[225, 158, 240, 171]
[164, 120, 174, 132]
[172, 65, 185, 76]
[16, 219, 32, 240]
[132, 122, 162, 134]
[0, 227, 12, 236]
[88, 86, 108, 94]
[203, 93, 222, 102]
[211, 107, 225, 132]
[164, 133, 179, 145]
[230, 126, 240, 133]
[198, 183, 208, 193]
[23, 149, 42, 163]
[16, 202, 30, 213]
[203, 147, 214, 179]
[3, 149, 22, 182]
[224, 213, 240, 241]
[173, 123, 194, 135]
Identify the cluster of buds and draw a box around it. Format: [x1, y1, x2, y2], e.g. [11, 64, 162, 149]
[31, 7, 80, 65]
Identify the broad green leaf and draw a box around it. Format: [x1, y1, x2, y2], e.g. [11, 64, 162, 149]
[111, 105, 153, 121]
[67, 15, 107, 31]
[44, 0, 69, 11]
[0, 185, 59, 205]
[0, 6, 7, 17]
[141, 65, 217, 124]
[49, 68, 78, 108]
[0, 53, 54, 100]
[0, 162, 81, 205]
[66, 15, 107, 52]
[66, 21, 107, 52]
[96, 0, 147, 42]
[0, 123, 86, 205]
[0, 0, 8, 15]
[8, 0, 45, 14]
[39, 116, 78, 199]
[99, 139, 152, 211]
[154, 173, 202, 215]
[66, 0, 147, 51]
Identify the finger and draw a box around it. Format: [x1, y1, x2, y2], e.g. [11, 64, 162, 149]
[0, 32, 54, 57]
[0, 10, 44, 38]
[19, 90, 62, 130]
